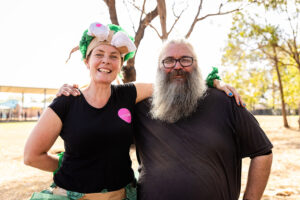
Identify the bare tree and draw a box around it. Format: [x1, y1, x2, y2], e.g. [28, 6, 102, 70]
[103, 0, 158, 82]
[104, 0, 242, 82]
[185, 1, 240, 38]
[152, 0, 241, 40]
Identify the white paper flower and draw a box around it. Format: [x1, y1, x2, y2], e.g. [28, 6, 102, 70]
[87, 22, 109, 41]
[111, 31, 136, 52]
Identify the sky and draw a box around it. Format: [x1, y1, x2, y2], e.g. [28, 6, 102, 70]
[0, 0, 235, 100]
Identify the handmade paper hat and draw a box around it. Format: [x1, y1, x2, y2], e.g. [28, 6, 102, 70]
[66, 22, 136, 62]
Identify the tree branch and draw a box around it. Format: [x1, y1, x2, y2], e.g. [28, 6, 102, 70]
[157, 0, 167, 40]
[148, 23, 162, 39]
[197, 8, 240, 22]
[185, 0, 203, 38]
[186, 2, 241, 38]
[134, 6, 159, 48]
[167, 2, 186, 36]
[140, 0, 147, 24]
[123, 0, 137, 32]
[103, 0, 119, 25]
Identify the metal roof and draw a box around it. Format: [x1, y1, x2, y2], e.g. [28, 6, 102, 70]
[0, 85, 58, 95]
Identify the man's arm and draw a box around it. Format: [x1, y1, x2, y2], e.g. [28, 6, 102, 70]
[243, 153, 273, 200]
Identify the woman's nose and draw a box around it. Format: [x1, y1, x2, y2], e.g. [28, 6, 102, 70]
[101, 55, 110, 63]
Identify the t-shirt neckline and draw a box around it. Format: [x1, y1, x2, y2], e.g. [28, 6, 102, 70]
[78, 87, 113, 111]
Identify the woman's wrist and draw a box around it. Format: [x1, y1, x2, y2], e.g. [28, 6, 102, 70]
[206, 67, 221, 88]
[53, 152, 64, 175]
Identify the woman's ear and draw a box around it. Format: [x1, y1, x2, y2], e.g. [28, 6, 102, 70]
[119, 58, 124, 72]
[84, 59, 90, 69]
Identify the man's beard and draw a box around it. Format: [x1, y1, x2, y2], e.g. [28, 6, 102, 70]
[150, 67, 207, 123]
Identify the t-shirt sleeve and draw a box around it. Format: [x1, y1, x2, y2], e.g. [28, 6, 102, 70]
[114, 83, 137, 106]
[49, 95, 70, 123]
[232, 104, 273, 158]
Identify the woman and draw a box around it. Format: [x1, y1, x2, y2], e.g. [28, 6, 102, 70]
[24, 22, 149, 200]
[24, 22, 243, 200]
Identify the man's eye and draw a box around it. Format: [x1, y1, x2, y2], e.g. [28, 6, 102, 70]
[181, 57, 192, 64]
[95, 54, 104, 57]
[181, 58, 190, 63]
[164, 59, 174, 64]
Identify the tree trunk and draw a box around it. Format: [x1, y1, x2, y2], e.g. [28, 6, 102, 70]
[122, 7, 158, 82]
[103, 0, 119, 25]
[275, 66, 289, 128]
[298, 101, 300, 130]
[135, 7, 158, 48]
[122, 57, 136, 83]
[273, 46, 289, 128]
[157, 0, 167, 40]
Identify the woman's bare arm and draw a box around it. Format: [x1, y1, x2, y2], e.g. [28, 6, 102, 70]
[134, 83, 153, 103]
[24, 108, 62, 172]
[213, 79, 246, 107]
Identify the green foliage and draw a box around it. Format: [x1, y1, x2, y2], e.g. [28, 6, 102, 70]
[222, 64, 270, 110]
[228, 0, 287, 9]
[276, 63, 300, 109]
[222, 0, 300, 112]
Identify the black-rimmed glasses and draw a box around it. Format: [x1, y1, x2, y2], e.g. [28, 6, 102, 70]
[162, 56, 194, 69]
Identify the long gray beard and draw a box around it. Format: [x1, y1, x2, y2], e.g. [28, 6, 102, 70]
[150, 67, 207, 123]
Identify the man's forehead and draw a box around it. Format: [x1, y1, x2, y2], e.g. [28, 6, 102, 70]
[163, 43, 193, 57]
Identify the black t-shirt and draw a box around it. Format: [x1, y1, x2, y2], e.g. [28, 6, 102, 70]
[49, 83, 136, 193]
[134, 88, 273, 200]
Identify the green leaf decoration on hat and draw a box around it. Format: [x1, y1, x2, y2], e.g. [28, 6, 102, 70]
[79, 30, 94, 59]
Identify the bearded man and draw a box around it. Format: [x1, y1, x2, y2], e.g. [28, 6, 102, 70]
[134, 39, 273, 200]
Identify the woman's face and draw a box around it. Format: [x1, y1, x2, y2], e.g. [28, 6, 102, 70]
[85, 44, 122, 84]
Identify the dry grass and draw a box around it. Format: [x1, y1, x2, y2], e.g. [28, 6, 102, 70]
[0, 116, 299, 200]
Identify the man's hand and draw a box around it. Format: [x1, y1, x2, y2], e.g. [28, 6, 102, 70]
[56, 84, 81, 97]
[213, 79, 246, 107]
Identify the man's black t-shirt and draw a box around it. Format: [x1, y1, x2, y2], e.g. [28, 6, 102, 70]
[134, 88, 273, 200]
[49, 83, 136, 193]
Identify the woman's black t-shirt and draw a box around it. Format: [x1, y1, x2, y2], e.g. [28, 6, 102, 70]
[49, 83, 136, 193]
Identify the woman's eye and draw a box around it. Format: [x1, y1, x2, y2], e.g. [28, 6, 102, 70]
[110, 56, 118, 59]
[95, 54, 104, 57]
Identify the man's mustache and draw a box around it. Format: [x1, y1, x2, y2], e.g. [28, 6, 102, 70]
[168, 69, 188, 80]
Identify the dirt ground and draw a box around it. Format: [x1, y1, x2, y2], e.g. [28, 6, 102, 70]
[0, 116, 299, 200]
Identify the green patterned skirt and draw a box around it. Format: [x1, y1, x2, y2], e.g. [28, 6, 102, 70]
[29, 181, 136, 200]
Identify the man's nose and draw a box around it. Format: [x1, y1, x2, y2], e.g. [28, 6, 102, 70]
[173, 60, 183, 70]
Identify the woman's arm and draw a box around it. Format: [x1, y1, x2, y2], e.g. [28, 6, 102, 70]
[206, 67, 245, 107]
[24, 108, 62, 172]
[56, 82, 245, 106]
[134, 83, 153, 103]
[56, 68, 245, 106]
[213, 79, 245, 107]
